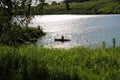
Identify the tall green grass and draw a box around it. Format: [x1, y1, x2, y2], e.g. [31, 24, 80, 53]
[0, 45, 120, 80]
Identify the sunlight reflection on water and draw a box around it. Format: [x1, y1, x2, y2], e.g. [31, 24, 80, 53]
[29, 15, 120, 48]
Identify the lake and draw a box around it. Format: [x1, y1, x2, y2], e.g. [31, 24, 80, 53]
[29, 15, 120, 48]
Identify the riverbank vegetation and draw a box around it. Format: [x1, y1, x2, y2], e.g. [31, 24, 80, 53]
[0, 45, 120, 80]
[34, 0, 120, 14]
[0, 0, 45, 46]
[0, 0, 120, 80]
[0, 26, 45, 46]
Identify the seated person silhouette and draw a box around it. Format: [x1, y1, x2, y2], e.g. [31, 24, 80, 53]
[61, 35, 64, 41]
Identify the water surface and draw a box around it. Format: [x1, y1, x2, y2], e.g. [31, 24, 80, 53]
[29, 15, 120, 48]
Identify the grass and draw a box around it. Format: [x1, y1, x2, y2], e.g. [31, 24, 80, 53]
[21, 26, 45, 43]
[0, 45, 120, 80]
[0, 26, 45, 46]
[42, 1, 120, 14]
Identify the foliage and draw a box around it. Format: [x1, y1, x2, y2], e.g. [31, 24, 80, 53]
[21, 27, 45, 44]
[0, 25, 45, 46]
[0, 0, 45, 46]
[112, 38, 116, 48]
[0, 46, 120, 80]
[65, 0, 70, 10]
[41, 0, 120, 14]
[0, 0, 31, 46]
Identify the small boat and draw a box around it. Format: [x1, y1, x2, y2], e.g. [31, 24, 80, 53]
[54, 35, 70, 42]
[54, 39, 70, 42]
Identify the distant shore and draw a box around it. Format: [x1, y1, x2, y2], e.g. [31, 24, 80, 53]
[34, 1, 120, 15]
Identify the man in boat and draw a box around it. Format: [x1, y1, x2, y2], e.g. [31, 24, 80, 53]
[54, 35, 70, 42]
[61, 35, 64, 41]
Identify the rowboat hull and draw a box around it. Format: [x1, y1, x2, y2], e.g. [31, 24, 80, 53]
[54, 39, 70, 42]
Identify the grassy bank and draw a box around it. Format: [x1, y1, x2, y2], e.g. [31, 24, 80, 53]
[19, 27, 45, 44]
[43, 1, 120, 14]
[0, 26, 45, 46]
[0, 46, 120, 80]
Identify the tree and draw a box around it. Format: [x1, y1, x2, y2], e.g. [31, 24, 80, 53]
[0, 0, 44, 46]
[65, 0, 70, 10]
[51, 1, 57, 5]
[39, 0, 45, 9]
